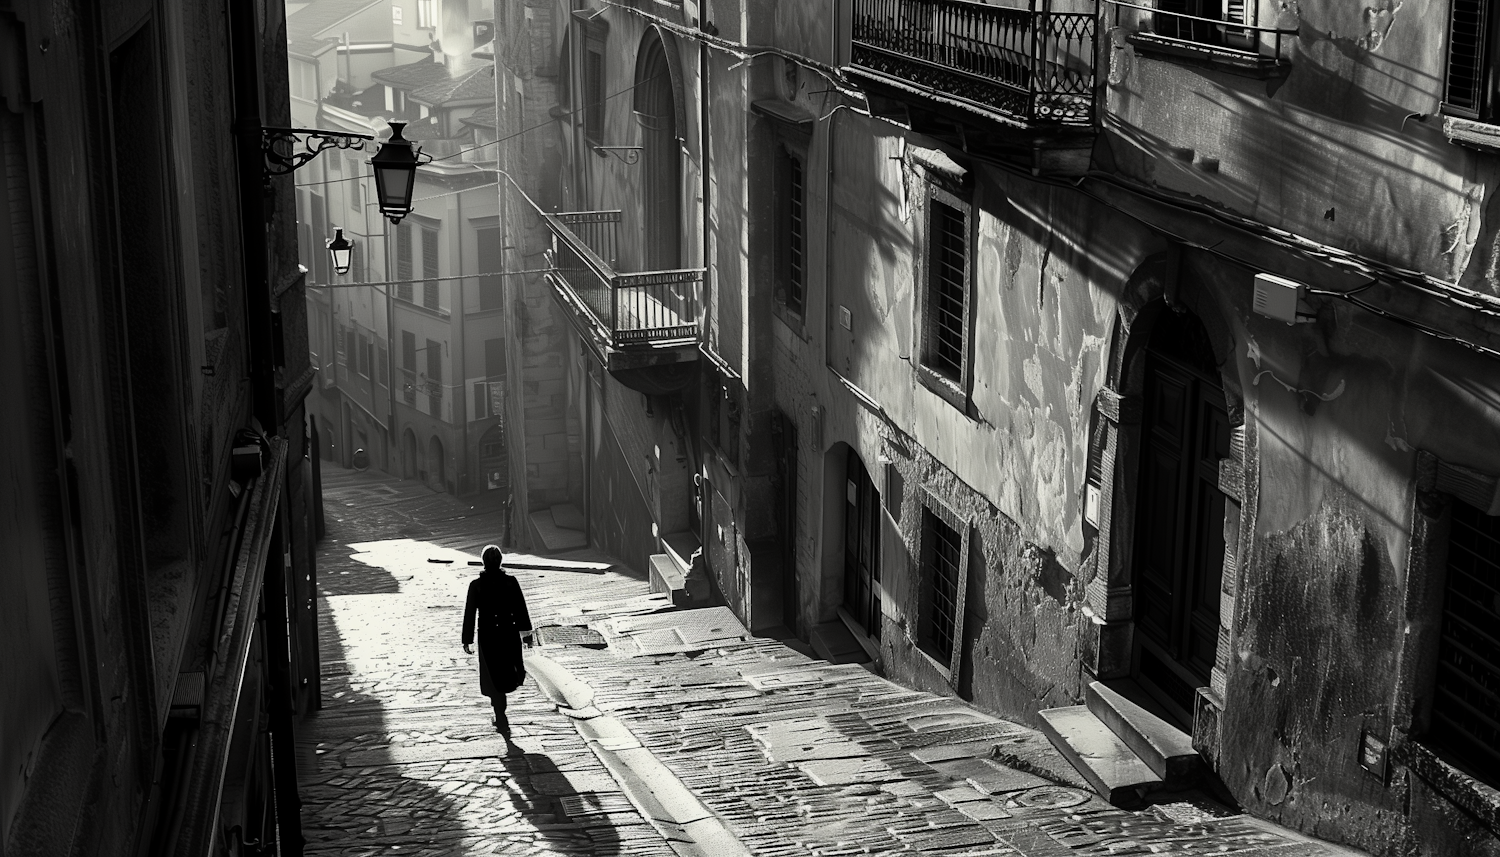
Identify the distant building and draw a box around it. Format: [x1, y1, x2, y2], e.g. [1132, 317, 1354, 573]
[1, 1, 319, 855]
[494, 1, 1500, 854]
[290, 0, 505, 497]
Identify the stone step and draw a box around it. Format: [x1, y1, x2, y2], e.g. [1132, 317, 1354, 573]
[1086, 681, 1200, 790]
[550, 502, 585, 531]
[1037, 705, 1161, 807]
[529, 508, 588, 552]
[808, 620, 870, 665]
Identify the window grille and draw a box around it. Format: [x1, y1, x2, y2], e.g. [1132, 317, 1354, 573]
[422, 228, 440, 309]
[1445, 0, 1494, 119]
[920, 507, 962, 664]
[1431, 498, 1500, 786]
[396, 223, 413, 302]
[925, 199, 969, 382]
[782, 150, 806, 314]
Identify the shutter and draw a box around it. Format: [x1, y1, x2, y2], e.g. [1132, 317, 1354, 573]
[1446, 0, 1490, 117]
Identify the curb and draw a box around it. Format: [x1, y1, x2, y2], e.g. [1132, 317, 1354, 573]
[525, 652, 752, 857]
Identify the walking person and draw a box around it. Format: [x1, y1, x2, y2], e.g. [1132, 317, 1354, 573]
[462, 545, 533, 734]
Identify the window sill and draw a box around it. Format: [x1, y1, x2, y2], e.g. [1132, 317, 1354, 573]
[1398, 740, 1500, 836]
[1442, 115, 1500, 154]
[835, 606, 881, 663]
[772, 301, 808, 341]
[1127, 33, 1290, 79]
[914, 640, 953, 682]
[916, 363, 970, 416]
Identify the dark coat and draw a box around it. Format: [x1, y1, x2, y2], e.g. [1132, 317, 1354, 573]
[462, 570, 532, 697]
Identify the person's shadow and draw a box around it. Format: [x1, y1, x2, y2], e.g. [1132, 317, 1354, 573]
[496, 745, 624, 856]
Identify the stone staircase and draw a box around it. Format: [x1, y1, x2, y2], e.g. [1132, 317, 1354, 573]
[1038, 681, 1200, 807]
[527, 503, 588, 551]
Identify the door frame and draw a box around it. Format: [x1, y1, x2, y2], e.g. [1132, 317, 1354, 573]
[1082, 266, 1248, 757]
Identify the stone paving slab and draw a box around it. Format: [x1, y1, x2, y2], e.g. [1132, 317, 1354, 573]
[301, 469, 1371, 857]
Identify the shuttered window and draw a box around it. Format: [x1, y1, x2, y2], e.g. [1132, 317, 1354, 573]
[395, 223, 413, 302]
[1445, 0, 1497, 119]
[1431, 498, 1500, 786]
[422, 227, 440, 309]
[585, 48, 605, 144]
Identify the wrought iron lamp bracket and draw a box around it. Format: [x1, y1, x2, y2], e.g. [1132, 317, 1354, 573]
[591, 145, 642, 165]
[261, 126, 375, 178]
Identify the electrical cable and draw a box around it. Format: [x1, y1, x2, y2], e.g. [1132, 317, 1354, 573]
[294, 71, 671, 189]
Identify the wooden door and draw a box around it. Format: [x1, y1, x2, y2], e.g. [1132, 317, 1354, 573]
[1132, 324, 1230, 726]
[844, 449, 881, 639]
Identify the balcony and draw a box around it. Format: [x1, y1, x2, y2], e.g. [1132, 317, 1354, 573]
[543, 210, 702, 386]
[849, 0, 1096, 127]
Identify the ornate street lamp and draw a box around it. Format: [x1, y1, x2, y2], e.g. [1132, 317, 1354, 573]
[369, 122, 428, 225]
[326, 228, 353, 275]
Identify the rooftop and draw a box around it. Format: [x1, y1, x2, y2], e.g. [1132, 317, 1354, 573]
[411, 66, 494, 107]
[371, 58, 454, 90]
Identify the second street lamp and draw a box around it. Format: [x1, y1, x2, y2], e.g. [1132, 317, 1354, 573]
[370, 122, 428, 225]
[326, 227, 353, 275]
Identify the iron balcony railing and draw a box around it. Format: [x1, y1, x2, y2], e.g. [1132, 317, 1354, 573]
[849, 0, 1096, 127]
[542, 210, 702, 347]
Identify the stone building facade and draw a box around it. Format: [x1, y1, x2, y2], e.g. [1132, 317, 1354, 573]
[1, 0, 320, 855]
[290, 0, 506, 498]
[493, 1, 1500, 853]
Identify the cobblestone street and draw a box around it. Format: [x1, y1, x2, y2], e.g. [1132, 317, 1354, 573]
[298, 468, 1367, 857]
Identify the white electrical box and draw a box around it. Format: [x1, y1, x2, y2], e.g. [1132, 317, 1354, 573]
[1253, 273, 1303, 325]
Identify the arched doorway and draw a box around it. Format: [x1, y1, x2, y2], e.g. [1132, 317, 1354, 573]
[842, 446, 881, 639]
[427, 435, 446, 492]
[479, 423, 508, 492]
[402, 428, 418, 480]
[635, 33, 681, 271]
[1130, 308, 1230, 726]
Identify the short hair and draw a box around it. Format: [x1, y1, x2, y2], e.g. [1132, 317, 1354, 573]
[481, 544, 503, 571]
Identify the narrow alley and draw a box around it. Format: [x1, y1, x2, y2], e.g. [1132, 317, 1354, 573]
[298, 469, 1364, 857]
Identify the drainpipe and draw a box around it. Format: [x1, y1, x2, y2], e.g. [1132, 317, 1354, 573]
[698, 14, 713, 572]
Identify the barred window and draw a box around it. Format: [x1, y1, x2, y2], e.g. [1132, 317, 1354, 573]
[777, 147, 806, 314]
[920, 507, 963, 665]
[1444, 0, 1499, 120]
[1430, 498, 1500, 786]
[924, 198, 969, 383]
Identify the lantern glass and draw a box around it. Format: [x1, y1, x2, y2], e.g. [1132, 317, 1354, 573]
[326, 227, 353, 276]
[370, 122, 420, 224]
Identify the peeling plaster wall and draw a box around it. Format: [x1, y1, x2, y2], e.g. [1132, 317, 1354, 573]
[1105, 0, 1500, 294]
[1156, 247, 1500, 855]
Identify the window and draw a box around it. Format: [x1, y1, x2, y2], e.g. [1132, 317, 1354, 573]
[358, 334, 372, 378]
[291, 60, 318, 100]
[377, 345, 388, 387]
[425, 338, 443, 412]
[422, 227, 440, 309]
[352, 178, 362, 214]
[919, 505, 965, 667]
[1153, 0, 1249, 47]
[777, 146, 806, 315]
[1430, 498, 1500, 786]
[485, 337, 505, 380]
[919, 185, 973, 408]
[584, 47, 604, 144]
[1444, 0, 1500, 121]
[401, 331, 417, 403]
[351, 243, 364, 285]
[477, 227, 503, 310]
[416, 0, 436, 28]
[395, 223, 413, 302]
